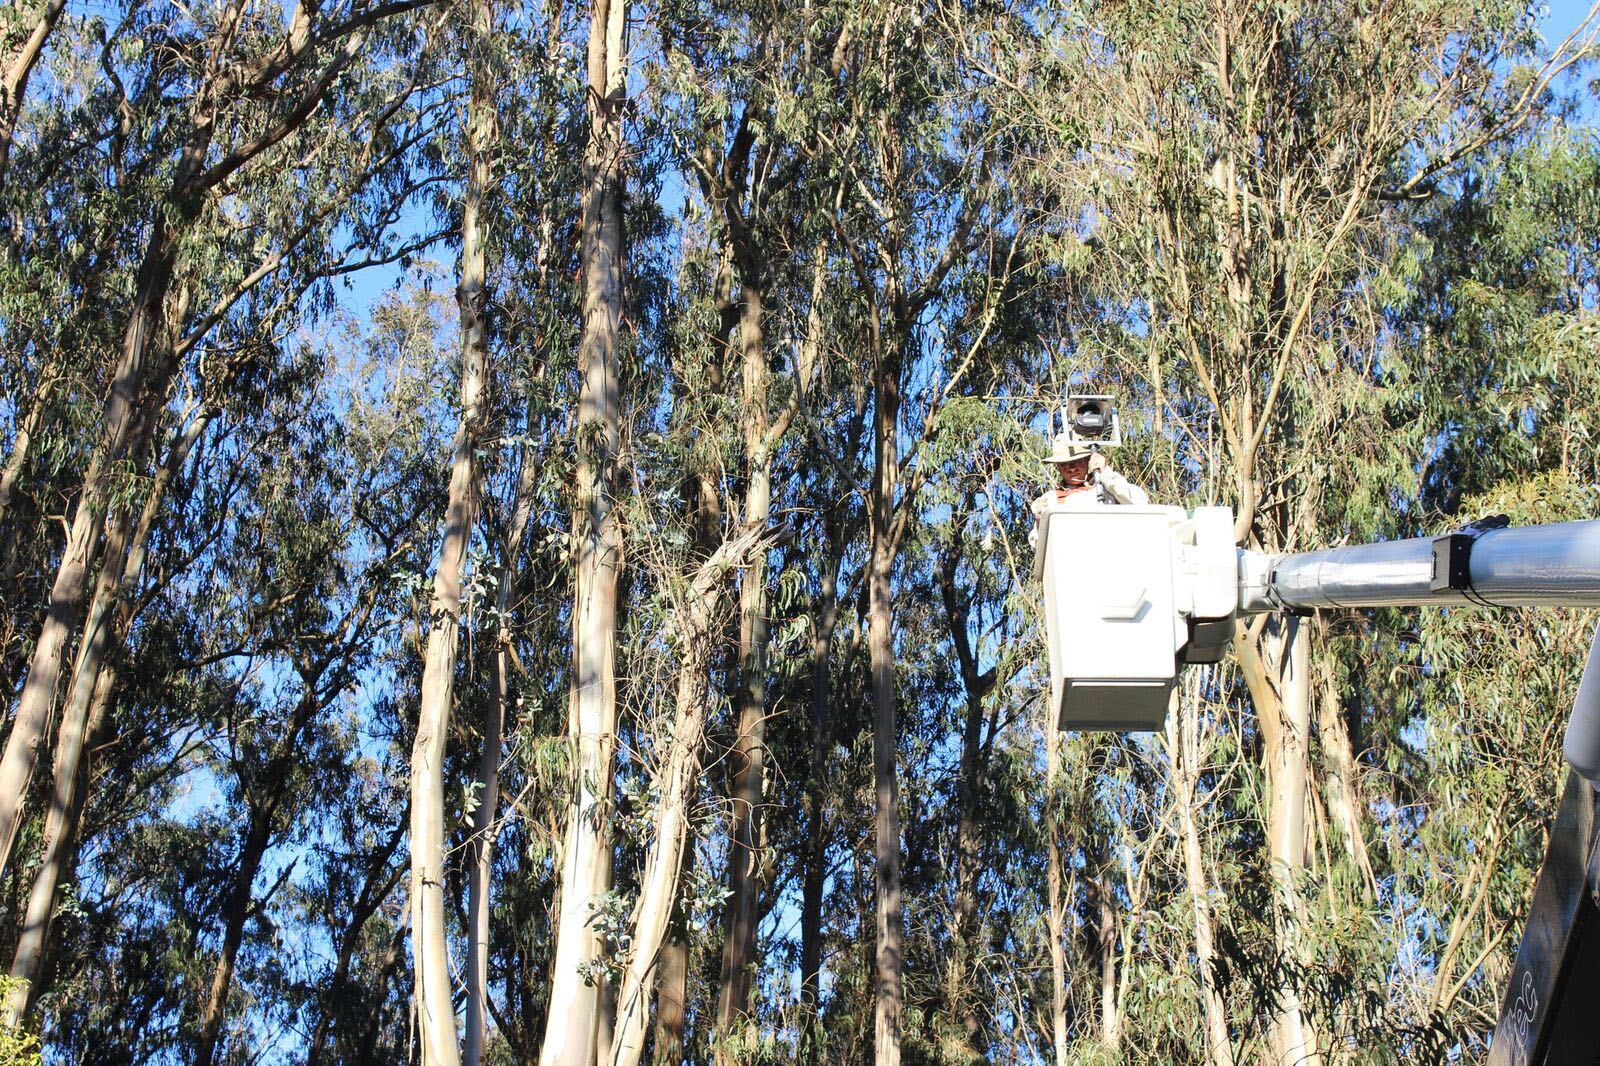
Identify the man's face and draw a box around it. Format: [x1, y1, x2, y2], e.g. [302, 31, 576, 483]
[1058, 457, 1089, 486]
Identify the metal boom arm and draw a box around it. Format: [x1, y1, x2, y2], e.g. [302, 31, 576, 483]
[1242, 519, 1600, 613]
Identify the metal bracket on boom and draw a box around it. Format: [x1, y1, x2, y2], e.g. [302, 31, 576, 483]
[1432, 514, 1510, 598]
[1429, 533, 1473, 592]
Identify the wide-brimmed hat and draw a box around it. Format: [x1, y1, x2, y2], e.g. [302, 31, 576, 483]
[1042, 433, 1093, 465]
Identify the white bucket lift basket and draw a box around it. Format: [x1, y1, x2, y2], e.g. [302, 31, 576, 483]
[1035, 503, 1236, 731]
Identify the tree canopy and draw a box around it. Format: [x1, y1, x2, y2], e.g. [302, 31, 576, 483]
[0, 0, 1596, 1062]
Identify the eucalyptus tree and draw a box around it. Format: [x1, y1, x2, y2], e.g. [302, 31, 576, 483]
[607, 521, 774, 1066]
[1353, 124, 1600, 1049]
[789, 270, 871, 1065]
[539, 0, 630, 1057]
[807, 3, 1024, 1057]
[19, 279, 438, 1060]
[0, 5, 447, 1051]
[916, 427, 1041, 1055]
[654, 21, 802, 1055]
[0, 0, 1594, 1059]
[1399, 126, 1600, 513]
[0, 0, 66, 193]
[188, 450, 413, 1066]
[0, 0, 446, 887]
[406, 0, 503, 1059]
[4, 390, 211, 1027]
[0, 10, 166, 685]
[459, 20, 588, 1053]
[649, 0, 865, 1046]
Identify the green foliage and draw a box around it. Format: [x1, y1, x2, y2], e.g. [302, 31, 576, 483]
[0, 0, 1594, 1060]
[0, 982, 39, 1066]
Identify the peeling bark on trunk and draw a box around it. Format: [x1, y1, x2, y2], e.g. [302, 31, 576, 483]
[539, 0, 627, 1060]
[1316, 648, 1375, 899]
[651, 910, 688, 1066]
[1236, 616, 1319, 1066]
[1095, 858, 1120, 1053]
[611, 530, 764, 1066]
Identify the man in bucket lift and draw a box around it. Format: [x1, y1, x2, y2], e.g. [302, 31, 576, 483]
[1030, 404, 1148, 518]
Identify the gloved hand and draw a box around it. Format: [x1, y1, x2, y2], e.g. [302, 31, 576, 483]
[1087, 452, 1108, 477]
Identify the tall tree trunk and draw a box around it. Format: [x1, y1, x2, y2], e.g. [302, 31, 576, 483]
[1238, 616, 1319, 1065]
[716, 282, 771, 1057]
[868, 349, 903, 1066]
[196, 682, 332, 1066]
[797, 243, 846, 1066]
[1272, 618, 1317, 1064]
[194, 803, 277, 1066]
[651, 909, 688, 1066]
[1043, 712, 1069, 1066]
[1095, 856, 1120, 1053]
[0, 370, 55, 525]
[411, 13, 496, 1054]
[0, 3, 258, 861]
[196, 601, 382, 1061]
[539, 0, 626, 1059]
[466, 416, 537, 1066]
[5, 407, 208, 1023]
[612, 530, 762, 1066]
[0, 0, 399, 881]
[651, 255, 729, 1066]
[5, 627, 112, 1024]
[1171, 678, 1234, 1066]
[464, 621, 506, 1066]
[358, 925, 409, 1066]
[1316, 647, 1375, 898]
